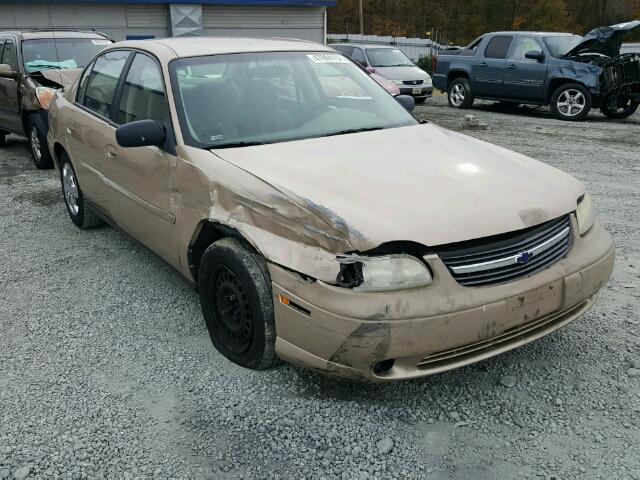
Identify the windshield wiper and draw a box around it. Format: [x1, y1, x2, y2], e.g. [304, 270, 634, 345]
[325, 127, 384, 137]
[208, 140, 268, 149]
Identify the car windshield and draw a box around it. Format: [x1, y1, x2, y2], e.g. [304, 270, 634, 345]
[22, 38, 112, 73]
[170, 51, 417, 149]
[543, 35, 583, 57]
[366, 48, 414, 67]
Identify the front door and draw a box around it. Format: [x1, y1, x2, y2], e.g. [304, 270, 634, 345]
[503, 36, 548, 101]
[100, 52, 178, 264]
[472, 35, 513, 97]
[0, 39, 24, 134]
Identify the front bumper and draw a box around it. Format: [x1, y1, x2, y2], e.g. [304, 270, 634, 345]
[270, 218, 614, 382]
[399, 86, 433, 98]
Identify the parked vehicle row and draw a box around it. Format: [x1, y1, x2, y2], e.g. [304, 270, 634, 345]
[0, 30, 113, 167]
[433, 21, 640, 121]
[0, 32, 615, 381]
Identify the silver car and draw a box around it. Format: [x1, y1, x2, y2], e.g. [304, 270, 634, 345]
[333, 44, 433, 103]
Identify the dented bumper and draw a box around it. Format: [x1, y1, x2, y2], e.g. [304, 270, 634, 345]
[270, 219, 614, 382]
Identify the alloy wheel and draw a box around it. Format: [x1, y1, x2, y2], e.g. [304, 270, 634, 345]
[62, 163, 80, 216]
[30, 126, 42, 161]
[450, 83, 465, 107]
[557, 89, 586, 117]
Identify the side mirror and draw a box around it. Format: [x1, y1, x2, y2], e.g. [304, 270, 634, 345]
[395, 94, 415, 113]
[366, 66, 376, 74]
[524, 50, 544, 62]
[0, 64, 18, 80]
[116, 119, 166, 148]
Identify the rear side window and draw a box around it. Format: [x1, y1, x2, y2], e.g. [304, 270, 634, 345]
[2, 40, 18, 70]
[351, 48, 367, 66]
[484, 36, 513, 59]
[116, 53, 169, 125]
[83, 50, 130, 118]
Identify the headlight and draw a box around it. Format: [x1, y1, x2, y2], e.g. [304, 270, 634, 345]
[36, 86, 58, 110]
[337, 254, 432, 292]
[391, 80, 404, 85]
[576, 192, 595, 235]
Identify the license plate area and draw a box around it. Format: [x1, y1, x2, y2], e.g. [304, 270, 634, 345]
[505, 280, 562, 327]
[412, 87, 422, 95]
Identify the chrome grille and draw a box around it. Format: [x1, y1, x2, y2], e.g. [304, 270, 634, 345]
[437, 215, 572, 287]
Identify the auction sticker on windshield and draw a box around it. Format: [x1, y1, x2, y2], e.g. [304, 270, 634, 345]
[307, 53, 349, 64]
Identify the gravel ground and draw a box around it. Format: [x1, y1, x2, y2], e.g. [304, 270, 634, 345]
[1, 95, 639, 480]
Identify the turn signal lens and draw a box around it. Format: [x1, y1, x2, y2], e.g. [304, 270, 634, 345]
[36, 87, 58, 110]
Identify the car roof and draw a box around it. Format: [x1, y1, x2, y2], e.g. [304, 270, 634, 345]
[489, 31, 578, 36]
[0, 30, 110, 40]
[112, 36, 334, 60]
[333, 44, 398, 50]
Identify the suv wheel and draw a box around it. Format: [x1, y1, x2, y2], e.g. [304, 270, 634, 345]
[601, 98, 639, 119]
[550, 83, 591, 121]
[198, 237, 279, 370]
[60, 152, 103, 229]
[448, 78, 474, 109]
[29, 117, 53, 169]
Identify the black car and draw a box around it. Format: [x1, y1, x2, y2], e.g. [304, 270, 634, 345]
[432, 21, 640, 121]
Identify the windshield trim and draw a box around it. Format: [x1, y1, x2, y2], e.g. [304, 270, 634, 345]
[169, 50, 418, 150]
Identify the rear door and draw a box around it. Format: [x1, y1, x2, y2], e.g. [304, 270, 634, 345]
[65, 49, 131, 208]
[101, 52, 177, 262]
[503, 35, 548, 100]
[472, 35, 513, 96]
[0, 38, 23, 134]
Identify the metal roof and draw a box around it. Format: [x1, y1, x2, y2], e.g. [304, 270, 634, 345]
[42, 0, 336, 5]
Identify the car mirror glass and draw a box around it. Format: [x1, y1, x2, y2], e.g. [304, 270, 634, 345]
[395, 94, 415, 112]
[524, 50, 544, 61]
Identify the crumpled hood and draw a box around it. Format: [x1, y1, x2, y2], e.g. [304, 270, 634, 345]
[38, 68, 83, 89]
[215, 124, 584, 251]
[373, 66, 430, 82]
[566, 20, 640, 57]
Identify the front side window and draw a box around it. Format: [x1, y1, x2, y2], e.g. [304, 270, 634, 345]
[2, 40, 18, 70]
[83, 50, 130, 117]
[543, 35, 583, 58]
[22, 38, 112, 74]
[484, 36, 513, 59]
[366, 48, 413, 67]
[170, 51, 417, 149]
[351, 48, 367, 66]
[510, 36, 543, 61]
[116, 53, 169, 125]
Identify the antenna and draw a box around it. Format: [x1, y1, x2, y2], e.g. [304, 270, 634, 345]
[46, 0, 62, 68]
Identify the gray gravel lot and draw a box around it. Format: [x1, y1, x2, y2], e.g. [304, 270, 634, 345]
[1, 95, 639, 479]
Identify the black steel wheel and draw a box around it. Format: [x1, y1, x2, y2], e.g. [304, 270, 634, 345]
[198, 237, 279, 370]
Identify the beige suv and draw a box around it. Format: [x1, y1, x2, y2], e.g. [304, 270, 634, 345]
[0, 30, 112, 168]
[47, 38, 614, 382]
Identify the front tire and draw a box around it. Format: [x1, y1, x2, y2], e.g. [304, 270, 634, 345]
[198, 237, 279, 370]
[60, 152, 103, 229]
[601, 98, 639, 119]
[29, 116, 53, 169]
[447, 77, 474, 109]
[550, 83, 591, 121]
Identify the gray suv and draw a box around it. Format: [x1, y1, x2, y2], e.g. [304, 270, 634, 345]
[0, 29, 112, 168]
[333, 44, 433, 103]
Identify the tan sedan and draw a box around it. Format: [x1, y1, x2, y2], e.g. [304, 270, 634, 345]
[47, 37, 614, 381]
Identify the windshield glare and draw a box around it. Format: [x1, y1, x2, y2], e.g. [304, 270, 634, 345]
[543, 35, 583, 57]
[22, 38, 111, 73]
[366, 48, 413, 67]
[170, 51, 417, 149]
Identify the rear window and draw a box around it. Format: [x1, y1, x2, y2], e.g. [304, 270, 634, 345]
[484, 36, 513, 59]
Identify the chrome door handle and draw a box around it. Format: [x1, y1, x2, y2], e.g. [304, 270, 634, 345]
[479, 61, 488, 66]
[507, 64, 517, 69]
[66, 126, 75, 135]
[105, 145, 118, 159]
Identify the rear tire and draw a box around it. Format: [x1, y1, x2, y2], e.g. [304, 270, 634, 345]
[550, 83, 591, 121]
[601, 99, 638, 119]
[448, 77, 474, 109]
[0, 130, 6, 147]
[198, 237, 279, 370]
[59, 152, 104, 229]
[29, 116, 53, 169]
